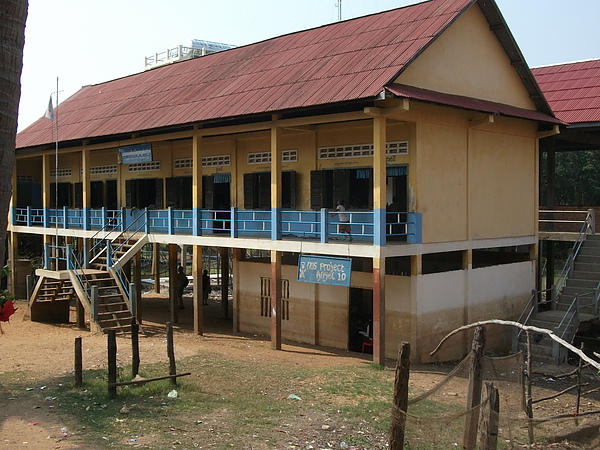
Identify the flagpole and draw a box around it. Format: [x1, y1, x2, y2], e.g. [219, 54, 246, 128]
[55, 76, 59, 248]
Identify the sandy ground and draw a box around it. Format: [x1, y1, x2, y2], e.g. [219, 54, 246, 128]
[1, 291, 600, 449]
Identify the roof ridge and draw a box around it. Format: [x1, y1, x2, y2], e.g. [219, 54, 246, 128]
[532, 58, 600, 70]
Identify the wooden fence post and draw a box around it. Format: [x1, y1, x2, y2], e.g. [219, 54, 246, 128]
[166, 322, 177, 387]
[74, 337, 82, 388]
[463, 325, 485, 450]
[477, 382, 499, 450]
[131, 317, 140, 378]
[389, 342, 410, 450]
[525, 331, 534, 445]
[108, 329, 117, 399]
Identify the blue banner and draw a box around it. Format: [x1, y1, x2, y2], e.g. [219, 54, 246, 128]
[297, 254, 351, 287]
[119, 143, 153, 164]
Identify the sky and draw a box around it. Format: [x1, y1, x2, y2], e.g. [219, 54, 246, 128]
[17, 0, 600, 132]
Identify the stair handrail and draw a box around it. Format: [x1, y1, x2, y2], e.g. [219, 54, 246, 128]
[512, 289, 538, 352]
[63, 245, 95, 308]
[89, 209, 124, 261]
[554, 210, 595, 296]
[110, 209, 148, 260]
[104, 209, 148, 304]
[555, 294, 580, 341]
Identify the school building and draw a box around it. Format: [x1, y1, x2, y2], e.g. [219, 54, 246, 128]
[11, 0, 561, 363]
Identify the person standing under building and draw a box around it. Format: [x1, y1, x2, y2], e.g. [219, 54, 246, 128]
[331, 199, 352, 241]
[176, 265, 189, 310]
[202, 269, 211, 305]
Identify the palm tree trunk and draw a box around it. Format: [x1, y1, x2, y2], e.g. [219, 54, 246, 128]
[0, 1, 28, 265]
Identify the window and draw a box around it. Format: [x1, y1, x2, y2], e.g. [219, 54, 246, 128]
[310, 168, 372, 210]
[166, 176, 192, 209]
[125, 178, 163, 209]
[90, 164, 117, 175]
[260, 277, 290, 320]
[244, 171, 296, 209]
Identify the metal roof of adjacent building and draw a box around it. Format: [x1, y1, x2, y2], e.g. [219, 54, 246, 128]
[17, 0, 555, 149]
[532, 59, 600, 125]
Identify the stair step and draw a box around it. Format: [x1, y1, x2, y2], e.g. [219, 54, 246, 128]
[565, 278, 599, 289]
[574, 262, 600, 274]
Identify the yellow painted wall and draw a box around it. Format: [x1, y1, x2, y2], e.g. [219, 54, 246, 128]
[468, 124, 537, 239]
[415, 121, 468, 243]
[397, 5, 536, 110]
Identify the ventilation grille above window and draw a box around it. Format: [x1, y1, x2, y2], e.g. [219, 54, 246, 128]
[202, 155, 230, 167]
[17, 174, 34, 183]
[318, 141, 408, 159]
[90, 164, 117, 175]
[248, 152, 271, 164]
[128, 161, 160, 172]
[174, 158, 193, 169]
[248, 149, 298, 164]
[50, 168, 72, 178]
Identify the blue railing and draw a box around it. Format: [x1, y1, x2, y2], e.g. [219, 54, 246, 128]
[13, 206, 423, 244]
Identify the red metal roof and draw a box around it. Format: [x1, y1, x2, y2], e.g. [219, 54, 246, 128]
[17, 0, 551, 149]
[532, 59, 600, 124]
[386, 84, 561, 124]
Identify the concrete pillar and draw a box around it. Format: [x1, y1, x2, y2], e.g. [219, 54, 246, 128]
[270, 249, 282, 350]
[372, 255, 386, 365]
[192, 245, 203, 334]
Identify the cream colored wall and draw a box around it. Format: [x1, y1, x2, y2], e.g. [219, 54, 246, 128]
[408, 261, 534, 363]
[409, 101, 538, 243]
[397, 5, 536, 110]
[468, 124, 537, 239]
[415, 121, 468, 243]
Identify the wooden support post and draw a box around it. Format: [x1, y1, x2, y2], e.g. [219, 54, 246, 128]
[132, 317, 140, 378]
[270, 250, 282, 350]
[169, 243, 178, 324]
[166, 322, 177, 387]
[220, 247, 229, 319]
[153, 243, 160, 293]
[133, 250, 142, 322]
[477, 382, 499, 450]
[192, 245, 203, 334]
[463, 325, 485, 450]
[389, 342, 410, 450]
[372, 255, 386, 366]
[74, 337, 83, 388]
[108, 330, 117, 399]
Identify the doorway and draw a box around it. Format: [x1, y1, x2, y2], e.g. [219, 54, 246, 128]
[348, 288, 373, 353]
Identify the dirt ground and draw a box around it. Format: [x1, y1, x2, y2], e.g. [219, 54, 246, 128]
[1, 291, 600, 449]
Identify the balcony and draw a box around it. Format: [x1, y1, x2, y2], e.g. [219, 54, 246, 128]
[12, 207, 423, 245]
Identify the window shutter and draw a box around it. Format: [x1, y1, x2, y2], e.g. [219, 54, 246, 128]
[181, 176, 192, 209]
[310, 170, 322, 210]
[90, 181, 103, 208]
[165, 177, 177, 208]
[74, 182, 83, 209]
[154, 178, 163, 209]
[105, 179, 118, 210]
[282, 171, 296, 209]
[368, 168, 374, 210]
[204, 175, 214, 210]
[258, 172, 271, 210]
[125, 179, 133, 208]
[243, 173, 255, 209]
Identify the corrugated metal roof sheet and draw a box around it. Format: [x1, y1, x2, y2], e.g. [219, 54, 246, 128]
[532, 59, 600, 124]
[17, 0, 551, 149]
[385, 84, 561, 124]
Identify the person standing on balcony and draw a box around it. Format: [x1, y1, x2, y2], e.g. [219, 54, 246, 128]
[332, 199, 352, 241]
[176, 265, 189, 310]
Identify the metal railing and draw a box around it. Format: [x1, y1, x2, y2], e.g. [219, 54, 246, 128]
[13, 206, 423, 244]
[554, 210, 595, 296]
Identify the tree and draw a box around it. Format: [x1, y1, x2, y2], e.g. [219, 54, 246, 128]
[0, 1, 28, 266]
